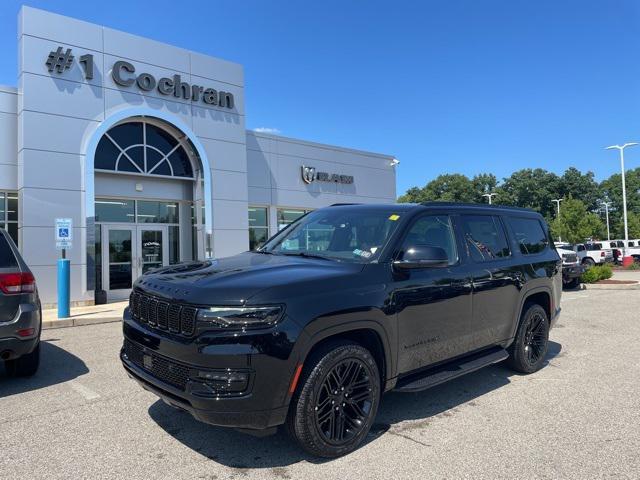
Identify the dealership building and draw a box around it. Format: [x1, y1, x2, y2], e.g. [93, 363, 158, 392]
[0, 7, 397, 306]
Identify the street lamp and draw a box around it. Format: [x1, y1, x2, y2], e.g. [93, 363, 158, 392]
[605, 142, 638, 258]
[552, 198, 563, 242]
[600, 201, 612, 241]
[482, 192, 497, 204]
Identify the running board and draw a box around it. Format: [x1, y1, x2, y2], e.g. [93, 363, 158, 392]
[394, 347, 509, 393]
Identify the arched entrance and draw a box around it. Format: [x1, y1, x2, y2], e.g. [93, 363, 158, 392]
[84, 112, 213, 301]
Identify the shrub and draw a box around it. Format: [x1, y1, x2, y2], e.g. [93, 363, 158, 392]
[581, 264, 612, 283]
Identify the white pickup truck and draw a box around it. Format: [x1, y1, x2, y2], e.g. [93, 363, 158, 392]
[607, 239, 640, 262]
[571, 242, 613, 266]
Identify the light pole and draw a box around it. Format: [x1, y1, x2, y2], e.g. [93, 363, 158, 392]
[552, 198, 563, 242]
[601, 201, 612, 241]
[482, 192, 497, 204]
[605, 142, 638, 258]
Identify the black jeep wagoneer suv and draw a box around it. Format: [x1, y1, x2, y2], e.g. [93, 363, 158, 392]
[121, 203, 561, 457]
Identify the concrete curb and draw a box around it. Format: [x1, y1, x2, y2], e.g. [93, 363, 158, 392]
[584, 282, 640, 290]
[42, 316, 122, 330]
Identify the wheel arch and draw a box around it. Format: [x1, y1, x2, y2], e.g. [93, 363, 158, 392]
[509, 286, 553, 339]
[296, 321, 395, 392]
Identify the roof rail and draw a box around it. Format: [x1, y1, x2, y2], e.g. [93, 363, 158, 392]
[419, 201, 537, 213]
[329, 203, 363, 206]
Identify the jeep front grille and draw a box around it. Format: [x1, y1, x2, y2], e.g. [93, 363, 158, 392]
[129, 291, 196, 337]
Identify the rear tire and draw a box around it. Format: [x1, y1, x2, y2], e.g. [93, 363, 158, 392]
[582, 257, 595, 267]
[5, 342, 40, 377]
[286, 341, 381, 458]
[507, 304, 549, 374]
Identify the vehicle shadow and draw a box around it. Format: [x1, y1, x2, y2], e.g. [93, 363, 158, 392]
[0, 339, 89, 397]
[148, 341, 562, 469]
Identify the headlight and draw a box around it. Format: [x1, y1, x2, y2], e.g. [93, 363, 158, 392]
[197, 306, 284, 330]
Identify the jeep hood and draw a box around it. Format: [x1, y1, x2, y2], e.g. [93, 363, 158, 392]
[134, 252, 365, 305]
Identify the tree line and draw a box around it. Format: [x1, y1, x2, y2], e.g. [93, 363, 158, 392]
[397, 167, 640, 244]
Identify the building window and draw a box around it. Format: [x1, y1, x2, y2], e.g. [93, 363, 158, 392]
[137, 201, 179, 224]
[95, 120, 194, 178]
[277, 208, 309, 231]
[95, 198, 135, 223]
[0, 192, 18, 245]
[249, 206, 269, 250]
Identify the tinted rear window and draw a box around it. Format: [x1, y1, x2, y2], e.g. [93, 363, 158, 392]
[507, 217, 549, 255]
[0, 232, 18, 268]
[460, 215, 510, 262]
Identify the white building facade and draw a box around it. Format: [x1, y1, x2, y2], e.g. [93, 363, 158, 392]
[0, 7, 397, 306]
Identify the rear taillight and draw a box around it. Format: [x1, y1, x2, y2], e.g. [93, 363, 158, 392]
[0, 272, 36, 294]
[601, 252, 605, 257]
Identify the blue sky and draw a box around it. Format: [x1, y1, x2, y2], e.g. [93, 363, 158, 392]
[2, 1, 640, 196]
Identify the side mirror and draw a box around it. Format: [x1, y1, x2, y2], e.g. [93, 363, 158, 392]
[393, 245, 449, 269]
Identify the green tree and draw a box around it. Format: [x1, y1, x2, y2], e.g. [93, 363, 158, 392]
[628, 212, 640, 238]
[558, 167, 601, 211]
[498, 169, 561, 216]
[472, 173, 498, 197]
[398, 174, 477, 203]
[549, 197, 605, 243]
[611, 211, 640, 239]
[600, 167, 640, 231]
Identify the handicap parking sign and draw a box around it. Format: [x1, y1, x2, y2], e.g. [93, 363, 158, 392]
[55, 218, 73, 250]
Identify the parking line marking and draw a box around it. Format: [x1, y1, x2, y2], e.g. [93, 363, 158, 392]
[562, 294, 588, 301]
[68, 380, 100, 400]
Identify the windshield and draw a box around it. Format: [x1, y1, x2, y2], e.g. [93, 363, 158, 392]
[261, 207, 404, 263]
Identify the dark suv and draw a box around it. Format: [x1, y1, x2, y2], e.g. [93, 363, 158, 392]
[0, 228, 41, 377]
[121, 203, 561, 457]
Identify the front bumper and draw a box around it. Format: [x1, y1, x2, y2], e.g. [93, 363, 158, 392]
[562, 264, 584, 281]
[120, 307, 298, 431]
[0, 303, 41, 360]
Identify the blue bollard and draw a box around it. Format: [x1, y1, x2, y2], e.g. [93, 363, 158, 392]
[57, 258, 71, 318]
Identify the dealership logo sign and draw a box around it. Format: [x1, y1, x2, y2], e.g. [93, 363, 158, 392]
[45, 47, 234, 109]
[301, 166, 354, 185]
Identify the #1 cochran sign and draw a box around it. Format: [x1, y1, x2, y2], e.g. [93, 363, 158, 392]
[55, 218, 73, 250]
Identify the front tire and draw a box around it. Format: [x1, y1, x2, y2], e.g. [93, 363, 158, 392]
[5, 342, 40, 377]
[287, 341, 381, 458]
[582, 257, 595, 267]
[507, 304, 549, 374]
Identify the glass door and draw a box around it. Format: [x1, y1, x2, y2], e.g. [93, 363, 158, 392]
[137, 226, 169, 275]
[103, 225, 136, 299]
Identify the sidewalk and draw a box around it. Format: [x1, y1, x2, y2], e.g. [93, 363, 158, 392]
[41, 301, 127, 330]
[611, 269, 640, 282]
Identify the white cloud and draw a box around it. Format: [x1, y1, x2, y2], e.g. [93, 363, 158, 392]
[253, 127, 281, 134]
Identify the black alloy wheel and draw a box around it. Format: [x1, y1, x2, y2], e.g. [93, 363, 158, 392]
[522, 311, 547, 367]
[315, 358, 374, 445]
[506, 303, 550, 374]
[287, 341, 381, 458]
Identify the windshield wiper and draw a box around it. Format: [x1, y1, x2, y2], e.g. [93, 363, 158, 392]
[280, 252, 336, 261]
[254, 250, 278, 255]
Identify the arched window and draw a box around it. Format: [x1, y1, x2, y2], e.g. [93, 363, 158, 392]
[95, 120, 194, 178]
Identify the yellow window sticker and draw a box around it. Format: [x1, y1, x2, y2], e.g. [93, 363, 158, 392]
[388, 214, 400, 221]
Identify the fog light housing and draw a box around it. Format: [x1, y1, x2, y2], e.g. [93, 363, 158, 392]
[188, 369, 250, 396]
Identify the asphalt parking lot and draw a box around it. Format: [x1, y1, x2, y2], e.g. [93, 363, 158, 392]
[1, 288, 639, 480]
